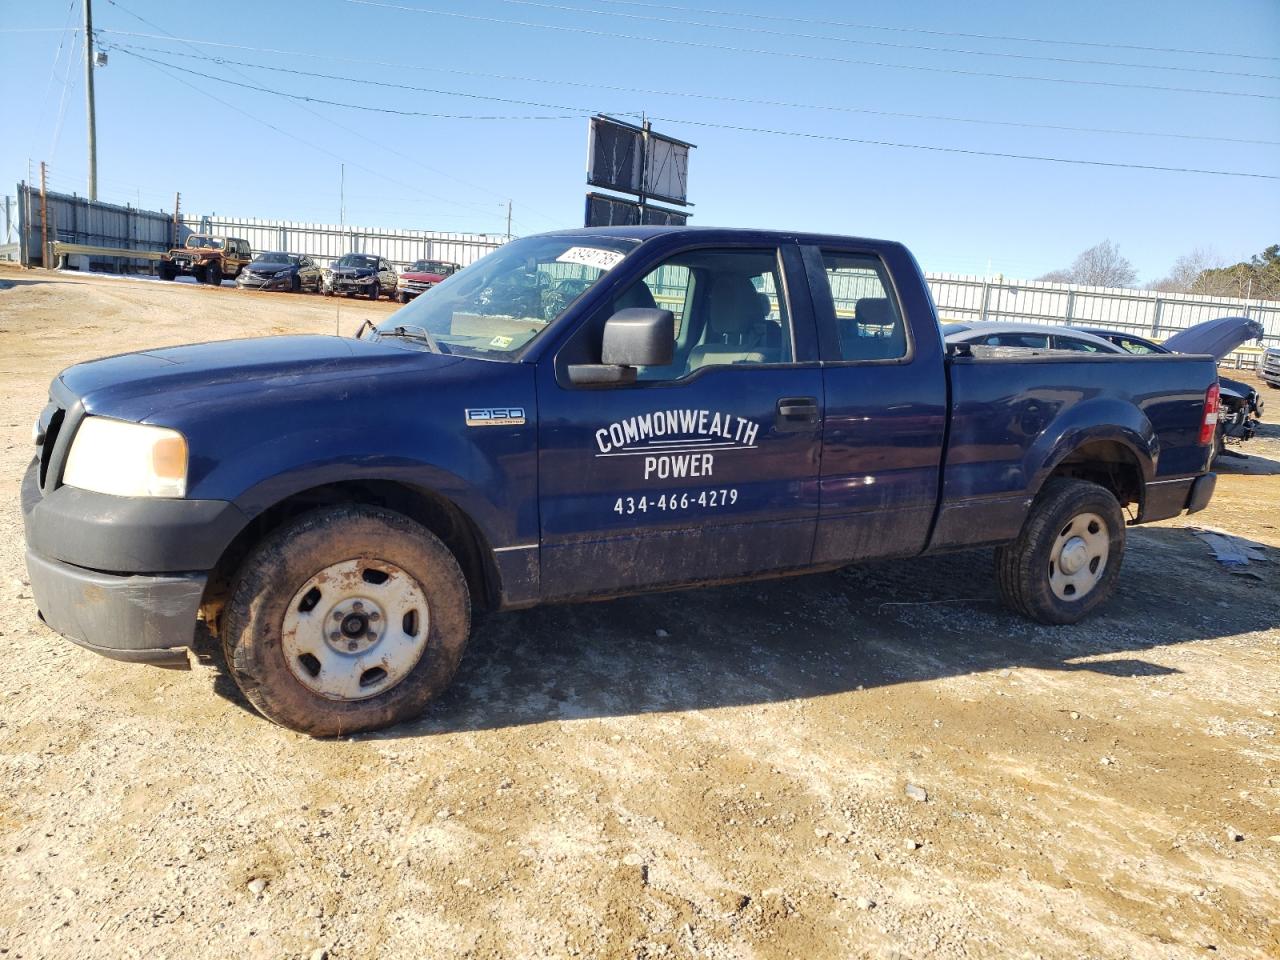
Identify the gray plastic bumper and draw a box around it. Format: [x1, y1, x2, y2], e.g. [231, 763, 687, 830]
[25, 548, 206, 668]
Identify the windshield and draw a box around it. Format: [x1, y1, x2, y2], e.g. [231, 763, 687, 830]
[254, 252, 297, 266]
[409, 260, 457, 275]
[378, 235, 637, 358]
[186, 236, 223, 249]
[337, 254, 378, 269]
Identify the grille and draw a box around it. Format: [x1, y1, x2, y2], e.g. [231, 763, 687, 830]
[38, 407, 65, 488]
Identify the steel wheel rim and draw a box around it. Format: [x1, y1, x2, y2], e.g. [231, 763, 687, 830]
[281, 559, 430, 701]
[1048, 512, 1109, 602]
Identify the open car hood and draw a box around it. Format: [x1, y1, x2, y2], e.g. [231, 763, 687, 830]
[1161, 315, 1264, 360]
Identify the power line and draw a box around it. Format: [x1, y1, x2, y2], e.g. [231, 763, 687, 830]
[492, 0, 1280, 80]
[108, 45, 1280, 181]
[111, 47, 604, 119]
[644, 114, 1280, 180]
[342, 0, 1280, 101]
[100, 37, 1280, 148]
[117, 50, 557, 229]
[584, 0, 1280, 63]
[100, 0, 561, 226]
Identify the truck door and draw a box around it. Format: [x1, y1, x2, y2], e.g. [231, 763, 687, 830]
[536, 243, 823, 599]
[800, 244, 948, 562]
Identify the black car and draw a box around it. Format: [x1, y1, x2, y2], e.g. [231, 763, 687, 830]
[323, 254, 398, 300]
[236, 252, 323, 293]
[1074, 321, 1264, 458]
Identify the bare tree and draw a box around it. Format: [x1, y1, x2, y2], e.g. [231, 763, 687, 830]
[1037, 241, 1137, 287]
[1068, 240, 1137, 288]
[1146, 248, 1221, 293]
[1036, 269, 1074, 283]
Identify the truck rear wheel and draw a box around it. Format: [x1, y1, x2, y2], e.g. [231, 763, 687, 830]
[995, 479, 1125, 625]
[222, 505, 471, 735]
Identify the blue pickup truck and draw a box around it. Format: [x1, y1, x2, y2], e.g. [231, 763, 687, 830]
[22, 228, 1220, 734]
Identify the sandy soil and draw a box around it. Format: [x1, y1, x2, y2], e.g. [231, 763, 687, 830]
[0, 264, 1277, 960]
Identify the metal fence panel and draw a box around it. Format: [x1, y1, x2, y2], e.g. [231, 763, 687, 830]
[925, 272, 1280, 366]
[183, 216, 505, 271]
[14, 182, 176, 270]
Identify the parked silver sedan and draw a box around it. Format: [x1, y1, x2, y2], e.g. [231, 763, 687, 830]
[942, 322, 1121, 353]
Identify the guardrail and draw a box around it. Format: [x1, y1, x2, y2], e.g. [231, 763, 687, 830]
[50, 241, 164, 262]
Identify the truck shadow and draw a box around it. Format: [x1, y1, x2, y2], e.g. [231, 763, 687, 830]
[206, 526, 1278, 736]
[1216, 447, 1280, 476]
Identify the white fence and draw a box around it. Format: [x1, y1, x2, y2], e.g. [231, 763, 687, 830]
[182, 215, 505, 271]
[925, 273, 1279, 366]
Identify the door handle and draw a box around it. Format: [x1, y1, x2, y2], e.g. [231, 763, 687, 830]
[776, 396, 819, 431]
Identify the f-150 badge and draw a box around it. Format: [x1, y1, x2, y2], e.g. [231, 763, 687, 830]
[466, 407, 526, 426]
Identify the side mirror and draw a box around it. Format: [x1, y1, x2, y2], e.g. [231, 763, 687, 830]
[568, 308, 674, 386]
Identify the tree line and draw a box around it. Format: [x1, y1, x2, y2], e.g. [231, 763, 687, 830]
[1036, 241, 1279, 300]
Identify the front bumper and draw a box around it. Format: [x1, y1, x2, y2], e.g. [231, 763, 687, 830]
[397, 281, 434, 299]
[26, 548, 204, 667]
[21, 458, 246, 667]
[237, 274, 291, 290]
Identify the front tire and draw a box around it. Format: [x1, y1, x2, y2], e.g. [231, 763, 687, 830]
[397, 291, 410, 304]
[205, 262, 222, 286]
[223, 505, 471, 735]
[995, 479, 1125, 625]
[367, 281, 380, 301]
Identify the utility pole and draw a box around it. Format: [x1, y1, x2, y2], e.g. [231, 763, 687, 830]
[39, 162, 50, 269]
[84, 0, 98, 201]
[505, 199, 512, 241]
[172, 191, 180, 248]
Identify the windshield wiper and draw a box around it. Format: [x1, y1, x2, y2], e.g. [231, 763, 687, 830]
[378, 324, 448, 355]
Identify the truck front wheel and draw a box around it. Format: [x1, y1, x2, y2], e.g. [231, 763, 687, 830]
[995, 479, 1125, 625]
[222, 505, 471, 735]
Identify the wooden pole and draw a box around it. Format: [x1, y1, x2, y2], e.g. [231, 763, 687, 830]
[39, 162, 50, 269]
[84, 0, 98, 200]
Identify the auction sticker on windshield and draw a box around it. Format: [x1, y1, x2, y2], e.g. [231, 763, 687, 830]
[555, 247, 626, 271]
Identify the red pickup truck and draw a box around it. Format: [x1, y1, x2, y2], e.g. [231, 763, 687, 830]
[395, 259, 459, 303]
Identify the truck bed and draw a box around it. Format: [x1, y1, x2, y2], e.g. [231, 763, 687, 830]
[929, 349, 1219, 551]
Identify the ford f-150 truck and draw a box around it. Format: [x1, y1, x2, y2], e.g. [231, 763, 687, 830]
[21, 228, 1220, 735]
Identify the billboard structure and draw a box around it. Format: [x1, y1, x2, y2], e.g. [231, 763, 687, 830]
[585, 115, 694, 227]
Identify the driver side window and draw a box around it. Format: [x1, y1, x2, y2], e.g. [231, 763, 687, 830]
[609, 248, 793, 382]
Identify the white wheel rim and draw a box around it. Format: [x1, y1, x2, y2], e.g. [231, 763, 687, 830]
[281, 559, 430, 701]
[1048, 512, 1110, 602]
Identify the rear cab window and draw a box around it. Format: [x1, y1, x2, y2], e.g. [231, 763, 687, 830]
[805, 248, 910, 363]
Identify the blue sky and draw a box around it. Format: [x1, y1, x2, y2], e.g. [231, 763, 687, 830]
[3, 0, 1277, 281]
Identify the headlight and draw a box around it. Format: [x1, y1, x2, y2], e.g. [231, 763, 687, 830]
[62, 417, 188, 498]
[396, 277, 407, 287]
[358, 275, 374, 283]
[274, 269, 291, 278]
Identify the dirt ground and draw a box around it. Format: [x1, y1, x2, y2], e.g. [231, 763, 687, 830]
[0, 264, 1277, 960]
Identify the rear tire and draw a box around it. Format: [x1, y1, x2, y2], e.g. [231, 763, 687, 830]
[223, 505, 471, 736]
[995, 478, 1125, 625]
